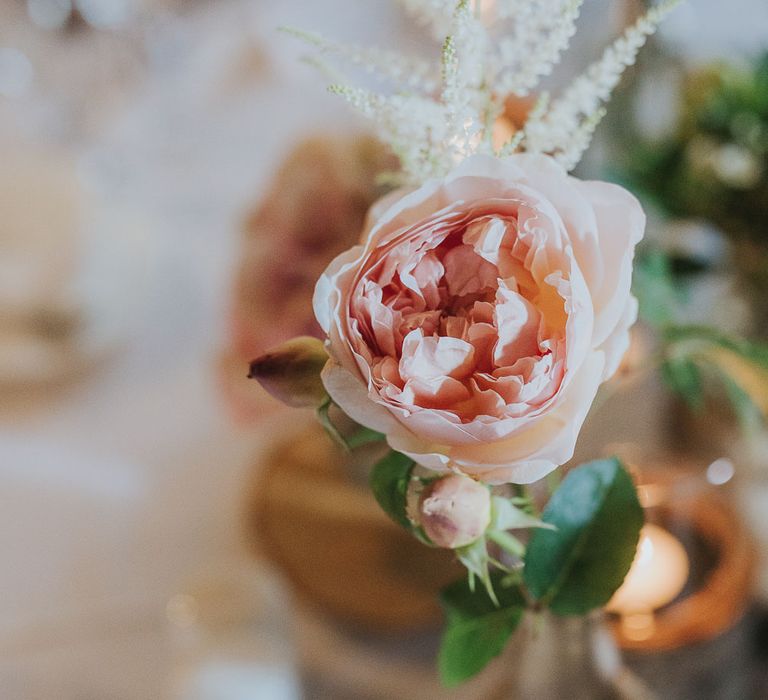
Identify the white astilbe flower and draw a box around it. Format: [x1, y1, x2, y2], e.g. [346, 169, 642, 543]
[441, 0, 489, 162]
[289, 0, 681, 179]
[496, 128, 525, 158]
[525, 0, 683, 161]
[555, 106, 607, 171]
[280, 26, 438, 92]
[329, 85, 451, 184]
[494, 0, 583, 97]
[299, 55, 347, 85]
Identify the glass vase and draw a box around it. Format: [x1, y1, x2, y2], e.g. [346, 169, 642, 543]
[496, 611, 655, 700]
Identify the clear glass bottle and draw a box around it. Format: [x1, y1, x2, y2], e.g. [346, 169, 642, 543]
[496, 611, 657, 700]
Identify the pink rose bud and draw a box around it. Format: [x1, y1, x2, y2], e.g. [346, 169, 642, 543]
[418, 474, 491, 549]
[248, 336, 329, 408]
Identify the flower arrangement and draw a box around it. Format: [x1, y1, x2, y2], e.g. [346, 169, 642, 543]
[250, 0, 682, 686]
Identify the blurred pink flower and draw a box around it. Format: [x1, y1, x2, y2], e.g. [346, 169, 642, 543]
[220, 135, 393, 424]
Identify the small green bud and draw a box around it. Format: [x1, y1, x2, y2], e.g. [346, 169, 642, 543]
[248, 336, 329, 408]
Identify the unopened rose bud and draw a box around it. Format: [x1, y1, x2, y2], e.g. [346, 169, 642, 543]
[248, 336, 329, 408]
[418, 474, 491, 549]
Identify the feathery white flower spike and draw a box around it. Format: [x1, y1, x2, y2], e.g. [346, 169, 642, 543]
[556, 106, 607, 171]
[525, 0, 684, 163]
[329, 85, 450, 184]
[441, 0, 488, 163]
[290, 0, 682, 180]
[280, 26, 437, 93]
[495, 0, 584, 98]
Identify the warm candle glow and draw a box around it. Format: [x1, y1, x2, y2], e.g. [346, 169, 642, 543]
[607, 523, 690, 617]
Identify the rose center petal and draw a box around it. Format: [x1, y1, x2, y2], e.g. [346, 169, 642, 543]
[353, 209, 570, 421]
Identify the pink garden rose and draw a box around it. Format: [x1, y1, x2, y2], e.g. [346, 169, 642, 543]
[313, 154, 644, 484]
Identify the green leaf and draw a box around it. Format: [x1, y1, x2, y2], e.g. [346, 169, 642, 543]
[438, 575, 526, 687]
[662, 325, 768, 421]
[316, 397, 349, 450]
[523, 458, 643, 616]
[719, 369, 761, 427]
[664, 324, 768, 368]
[661, 355, 704, 409]
[369, 450, 415, 530]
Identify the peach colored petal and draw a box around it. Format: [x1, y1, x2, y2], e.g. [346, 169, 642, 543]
[463, 216, 513, 267]
[399, 331, 476, 381]
[315, 153, 644, 484]
[448, 351, 605, 473]
[599, 295, 639, 380]
[493, 282, 541, 366]
[443, 244, 498, 296]
[571, 179, 645, 349]
[321, 361, 401, 434]
[401, 376, 472, 407]
[388, 351, 605, 484]
[313, 244, 364, 334]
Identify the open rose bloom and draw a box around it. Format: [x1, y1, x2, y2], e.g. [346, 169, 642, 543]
[314, 154, 645, 484]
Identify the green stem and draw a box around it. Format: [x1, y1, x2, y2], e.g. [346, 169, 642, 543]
[316, 398, 349, 451]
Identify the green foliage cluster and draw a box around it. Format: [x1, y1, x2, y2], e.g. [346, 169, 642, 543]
[370, 454, 643, 686]
[634, 250, 768, 426]
[620, 53, 768, 250]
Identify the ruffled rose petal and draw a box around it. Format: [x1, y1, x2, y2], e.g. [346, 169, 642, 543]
[315, 154, 644, 484]
[387, 352, 603, 482]
[493, 283, 541, 366]
[443, 244, 498, 296]
[399, 331, 476, 381]
[598, 295, 639, 380]
[449, 351, 605, 479]
[571, 180, 645, 350]
[321, 361, 400, 435]
[313, 244, 364, 334]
